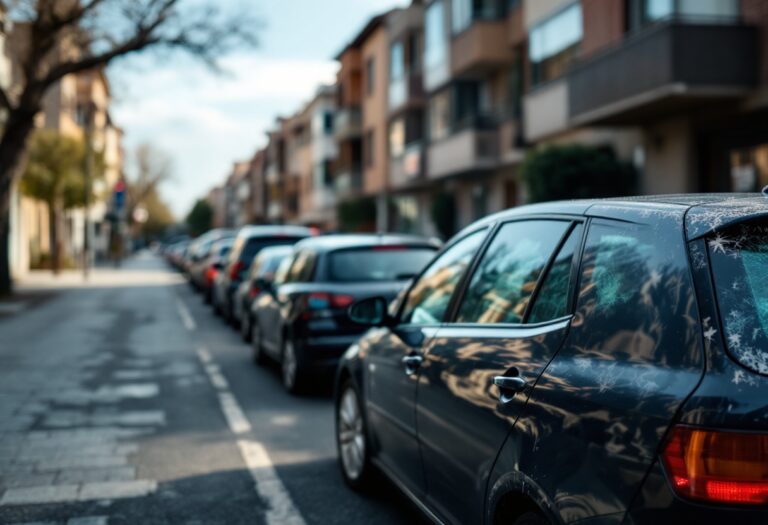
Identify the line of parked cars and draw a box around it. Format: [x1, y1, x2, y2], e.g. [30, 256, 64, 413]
[164, 194, 768, 525]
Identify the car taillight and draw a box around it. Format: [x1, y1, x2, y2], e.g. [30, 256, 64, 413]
[661, 425, 768, 505]
[206, 266, 218, 285]
[303, 292, 355, 318]
[230, 261, 245, 280]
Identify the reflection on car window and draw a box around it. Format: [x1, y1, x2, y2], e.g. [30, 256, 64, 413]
[285, 251, 316, 283]
[401, 230, 486, 325]
[528, 224, 583, 323]
[708, 221, 768, 375]
[456, 221, 570, 324]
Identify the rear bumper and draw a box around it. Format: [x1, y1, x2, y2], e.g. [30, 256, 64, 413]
[625, 461, 768, 525]
[295, 334, 361, 374]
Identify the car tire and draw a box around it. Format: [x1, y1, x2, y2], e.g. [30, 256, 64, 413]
[251, 321, 267, 366]
[281, 337, 303, 394]
[203, 289, 212, 305]
[512, 512, 549, 525]
[336, 380, 374, 491]
[241, 312, 252, 342]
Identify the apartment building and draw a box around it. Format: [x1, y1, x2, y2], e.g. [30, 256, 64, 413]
[523, 0, 768, 195]
[247, 149, 267, 224]
[6, 20, 123, 275]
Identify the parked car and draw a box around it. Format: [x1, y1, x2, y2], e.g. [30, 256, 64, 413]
[188, 229, 235, 291]
[250, 234, 440, 393]
[213, 225, 312, 323]
[234, 245, 294, 342]
[198, 237, 235, 304]
[336, 195, 768, 525]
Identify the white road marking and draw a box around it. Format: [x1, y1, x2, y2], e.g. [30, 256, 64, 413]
[176, 298, 196, 331]
[217, 392, 251, 434]
[238, 440, 307, 525]
[194, 345, 304, 524]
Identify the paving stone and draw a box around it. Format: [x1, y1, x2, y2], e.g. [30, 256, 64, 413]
[55, 466, 135, 484]
[36, 455, 128, 471]
[4, 473, 56, 488]
[78, 479, 157, 501]
[0, 483, 79, 505]
[67, 516, 109, 525]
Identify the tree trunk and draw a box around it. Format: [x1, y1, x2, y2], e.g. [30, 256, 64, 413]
[48, 201, 61, 275]
[0, 208, 10, 297]
[0, 88, 46, 294]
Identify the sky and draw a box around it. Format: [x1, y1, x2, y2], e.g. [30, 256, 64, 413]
[109, 0, 408, 219]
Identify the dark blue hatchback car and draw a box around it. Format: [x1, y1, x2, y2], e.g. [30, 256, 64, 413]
[336, 195, 768, 525]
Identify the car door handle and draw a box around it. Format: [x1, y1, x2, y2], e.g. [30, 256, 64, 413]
[401, 354, 423, 375]
[493, 376, 527, 403]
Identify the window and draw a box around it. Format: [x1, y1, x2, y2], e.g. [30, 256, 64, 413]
[366, 57, 375, 96]
[390, 42, 405, 82]
[529, 2, 582, 85]
[390, 118, 406, 158]
[629, 0, 739, 29]
[528, 224, 583, 323]
[424, 0, 449, 90]
[401, 230, 486, 325]
[323, 112, 334, 134]
[365, 130, 375, 167]
[329, 247, 437, 283]
[708, 219, 768, 375]
[429, 90, 451, 140]
[456, 221, 571, 324]
[452, 0, 502, 33]
[285, 250, 316, 283]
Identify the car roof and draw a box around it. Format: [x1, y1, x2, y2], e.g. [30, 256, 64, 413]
[293, 233, 441, 252]
[461, 193, 768, 241]
[255, 245, 294, 258]
[236, 225, 313, 239]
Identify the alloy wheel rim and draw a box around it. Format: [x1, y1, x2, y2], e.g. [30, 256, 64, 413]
[338, 387, 365, 480]
[283, 341, 296, 388]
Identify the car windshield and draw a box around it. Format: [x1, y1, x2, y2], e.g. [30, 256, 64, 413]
[329, 247, 436, 283]
[708, 219, 768, 375]
[242, 236, 305, 262]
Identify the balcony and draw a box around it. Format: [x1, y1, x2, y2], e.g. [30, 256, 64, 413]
[389, 73, 425, 113]
[451, 20, 514, 78]
[569, 21, 758, 126]
[428, 118, 499, 179]
[334, 166, 363, 198]
[390, 142, 425, 189]
[334, 107, 362, 141]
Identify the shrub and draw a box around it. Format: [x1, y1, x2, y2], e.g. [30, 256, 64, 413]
[520, 144, 638, 203]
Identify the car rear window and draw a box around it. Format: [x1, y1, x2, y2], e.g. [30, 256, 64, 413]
[240, 236, 305, 263]
[708, 220, 768, 375]
[329, 247, 436, 283]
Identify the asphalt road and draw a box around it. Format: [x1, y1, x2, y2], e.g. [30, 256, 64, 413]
[0, 252, 427, 525]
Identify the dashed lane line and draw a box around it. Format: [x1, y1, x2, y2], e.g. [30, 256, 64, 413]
[176, 298, 196, 331]
[195, 343, 306, 525]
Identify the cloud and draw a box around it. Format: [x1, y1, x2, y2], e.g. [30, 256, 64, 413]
[109, 55, 337, 217]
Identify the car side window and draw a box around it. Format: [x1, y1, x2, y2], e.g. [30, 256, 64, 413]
[456, 220, 571, 325]
[528, 223, 583, 323]
[285, 250, 316, 283]
[400, 230, 487, 325]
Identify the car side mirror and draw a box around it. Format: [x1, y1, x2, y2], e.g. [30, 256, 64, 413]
[348, 296, 390, 327]
[212, 261, 224, 271]
[254, 277, 273, 293]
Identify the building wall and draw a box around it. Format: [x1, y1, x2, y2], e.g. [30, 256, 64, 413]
[641, 117, 693, 195]
[361, 25, 390, 196]
[581, 0, 625, 58]
[742, 0, 768, 85]
[524, 0, 574, 27]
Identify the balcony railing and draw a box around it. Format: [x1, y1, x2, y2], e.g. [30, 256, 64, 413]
[334, 107, 362, 140]
[428, 120, 499, 179]
[568, 20, 758, 125]
[334, 166, 363, 197]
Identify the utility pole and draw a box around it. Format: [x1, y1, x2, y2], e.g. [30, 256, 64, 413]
[83, 101, 95, 280]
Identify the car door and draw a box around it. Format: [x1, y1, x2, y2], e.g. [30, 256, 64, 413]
[516, 216, 704, 523]
[365, 229, 488, 498]
[416, 219, 584, 525]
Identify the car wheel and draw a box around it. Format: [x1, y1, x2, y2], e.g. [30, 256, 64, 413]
[281, 337, 303, 394]
[251, 321, 267, 366]
[336, 381, 373, 490]
[241, 312, 252, 342]
[203, 288, 212, 305]
[512, 512, 549, 525]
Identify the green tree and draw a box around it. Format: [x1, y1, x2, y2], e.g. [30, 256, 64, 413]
[0, 1, 258, 294]
[186, 199, 213, 237]
[20, 130, 101, 273]
[133, 187, 175, 243]
[520, 144, 638, 203]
